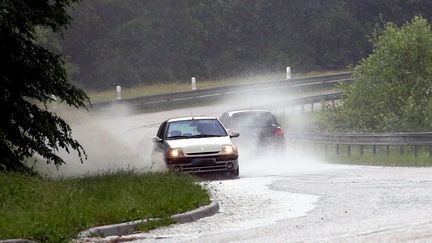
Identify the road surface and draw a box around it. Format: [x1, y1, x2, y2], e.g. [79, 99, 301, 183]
[50, 92, 432, 242]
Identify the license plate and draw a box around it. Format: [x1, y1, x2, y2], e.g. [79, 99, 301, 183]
[192, 158, 216, 165]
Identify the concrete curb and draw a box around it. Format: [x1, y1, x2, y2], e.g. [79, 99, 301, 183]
[172, 201, 219, 223]
[78, 201, 219, 238]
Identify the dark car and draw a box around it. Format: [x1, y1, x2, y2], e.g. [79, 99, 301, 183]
[219, 110, 285, 149]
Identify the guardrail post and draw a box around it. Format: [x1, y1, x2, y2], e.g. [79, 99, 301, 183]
[386, 145, 390, 155]
[331, 99, 335, 107]
[373, 145, 376, 155]
[116, 85, 122, 100]
[414, 145, 418, 157]
[336, 144, 340, 155]
[311, 103, 314, 112]
[429, 146, 432, 157]
[348, 145, 351, 156]
[400, 146, 404, 155]
[360, 145, 364, 155]
[191, 77, 197, 90]
[286, 66, 291, 79]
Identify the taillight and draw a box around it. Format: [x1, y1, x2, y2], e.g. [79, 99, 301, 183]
[275, 127, 284, 137]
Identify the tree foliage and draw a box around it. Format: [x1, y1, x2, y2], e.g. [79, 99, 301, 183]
[57, 0, 432, 90]
[0, 0, 89, 171]
[324, 16, 432, 133]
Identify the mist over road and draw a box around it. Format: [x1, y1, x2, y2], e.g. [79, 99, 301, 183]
[42, 89, 326, 176]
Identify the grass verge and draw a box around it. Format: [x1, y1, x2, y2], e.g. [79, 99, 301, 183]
[0, 171, 210, 242]
[321, 145, 432, 167]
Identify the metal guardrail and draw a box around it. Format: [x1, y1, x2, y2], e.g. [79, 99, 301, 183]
[286, 132, 432, 145]
[91, 72, 352, 110]
[250, 91, 432, 157]
[258, 91, 343, 112]
[253, 88, 432, 157]
[285, 132, 432, 157]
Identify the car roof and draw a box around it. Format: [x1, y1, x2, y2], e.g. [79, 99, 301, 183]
[166, 116, 218, 122]
[226, 110, 272, 117]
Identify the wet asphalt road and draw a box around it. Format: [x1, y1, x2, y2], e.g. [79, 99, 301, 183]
[95, 165, 431, 243]
[64, 92, 432, 242]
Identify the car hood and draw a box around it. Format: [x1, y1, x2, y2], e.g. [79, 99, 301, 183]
[166, 136, 232, 153]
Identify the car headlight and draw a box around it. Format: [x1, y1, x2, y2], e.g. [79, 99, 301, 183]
[168, 148, 184, 158]
[222, 145, 236, 154]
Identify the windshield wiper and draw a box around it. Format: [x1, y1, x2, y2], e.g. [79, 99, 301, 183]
[167, 135, 191, 139]
[190, 134, 223, 138]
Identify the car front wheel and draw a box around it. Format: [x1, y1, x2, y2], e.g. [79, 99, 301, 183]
[229, 166, 239, 178]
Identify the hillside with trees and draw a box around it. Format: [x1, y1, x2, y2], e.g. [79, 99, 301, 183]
[57, 1, 432, 90]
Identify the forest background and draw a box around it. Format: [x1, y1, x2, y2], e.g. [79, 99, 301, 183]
[47, 0, 432, 90]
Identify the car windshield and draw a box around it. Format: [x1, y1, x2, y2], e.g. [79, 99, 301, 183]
[166, 119, 227, 139]
[230, 112, 275, 128]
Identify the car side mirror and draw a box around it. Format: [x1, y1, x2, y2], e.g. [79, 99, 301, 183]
[152, 137, 162, 143]
[229, 131, 240, 138]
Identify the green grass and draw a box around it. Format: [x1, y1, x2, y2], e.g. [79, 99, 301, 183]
[0, 171, 210, 242]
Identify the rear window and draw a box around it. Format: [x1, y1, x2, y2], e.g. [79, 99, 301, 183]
[230, 112, 276, 128]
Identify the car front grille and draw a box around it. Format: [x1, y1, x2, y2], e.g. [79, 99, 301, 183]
[182, 162, 230, 172]
[168, 160, 237, 173]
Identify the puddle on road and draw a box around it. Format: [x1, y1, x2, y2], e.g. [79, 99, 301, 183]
[110, 177, 319, 242]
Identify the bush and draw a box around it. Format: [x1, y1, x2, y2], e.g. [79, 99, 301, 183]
[325, 16, 432, 132]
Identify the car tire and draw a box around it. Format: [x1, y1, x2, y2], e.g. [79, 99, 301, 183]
[229, 166, 240, 178]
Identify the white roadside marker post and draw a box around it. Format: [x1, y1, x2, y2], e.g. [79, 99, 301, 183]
[116, 85, 122, 101]
[191, 77, 197, 90]
[286, 66, 291, 79]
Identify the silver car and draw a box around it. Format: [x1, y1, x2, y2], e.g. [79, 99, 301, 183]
[151, 117, 240, 176]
